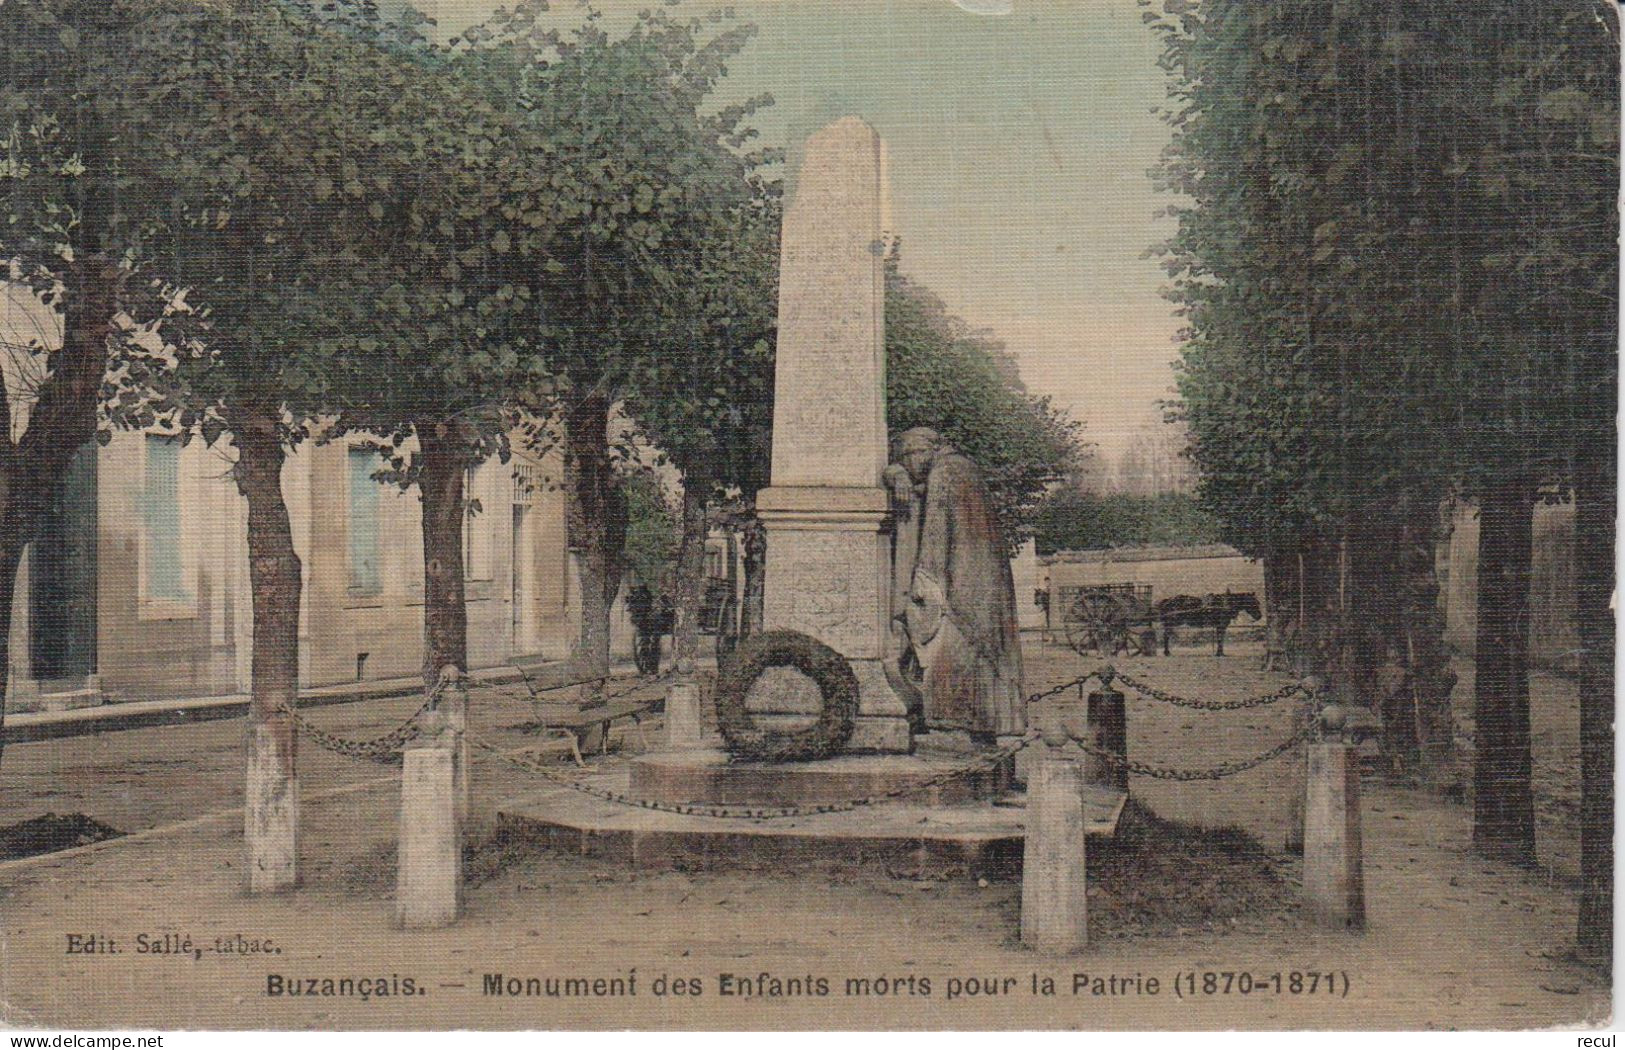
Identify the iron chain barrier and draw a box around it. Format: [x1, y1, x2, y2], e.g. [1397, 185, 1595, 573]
[290, 668, 681, 765]
[1062, 721, 1315, 781]
[1112, 670, 1310, 712]
[467, 669, 1320, 817]
[282, 672, 450, 765]
[285, 661, 1320, 804]
[1021, 673, 1100, 706]
[1022, 667, 1312, 713]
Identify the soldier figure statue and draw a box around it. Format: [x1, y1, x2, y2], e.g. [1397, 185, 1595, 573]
[884, 427, 1025, 743]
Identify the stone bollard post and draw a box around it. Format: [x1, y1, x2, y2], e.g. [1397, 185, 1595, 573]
[1085, 686, 1128, 793]
[577, 678, 609, 753]
[1283, 747, 1307, 854]
[666, 679, 704, 749]
[1280, 682, 1319, 858]
[1021, 743, 1089, 955]
[396, 745, 462, 929]
[245, 713, 299, 894]
[1283, 678, 1321, 853]
[437, 666, 470, 827]
[1012, 741, 1039, 789]
[1303, 739, 1365, 931]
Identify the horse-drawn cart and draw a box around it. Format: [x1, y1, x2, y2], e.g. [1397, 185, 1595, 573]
[1058, 583, 1158, 657]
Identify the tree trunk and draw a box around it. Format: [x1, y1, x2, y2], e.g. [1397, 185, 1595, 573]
[0, 255, 123, 777]
[1472, 476, 1538, 866]
[1261, 548, 1299, 672]
[225, 404, 302, 893]
[1395, 507, 1458, 790]
[0, 539, 23, 774]
[1297, 534, 1341, 681]
[1333, 517, 1394, 714]
[1575, 445, 1614, 966]
[565, 393, 627, 680]
[416, 426, 469, 686]
[670, 478, 709, 674]
[740, 515, 766, 639]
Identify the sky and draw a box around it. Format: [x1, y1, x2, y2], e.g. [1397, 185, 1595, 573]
[400, 0, 1180, 459]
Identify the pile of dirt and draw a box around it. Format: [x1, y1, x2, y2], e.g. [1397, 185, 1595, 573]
[1085, 799, 1298, 938]
[0, 813, 123, 861]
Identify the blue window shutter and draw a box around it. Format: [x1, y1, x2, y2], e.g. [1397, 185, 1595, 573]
[348, 449, 381, 594]
[143, 436, 187, 601]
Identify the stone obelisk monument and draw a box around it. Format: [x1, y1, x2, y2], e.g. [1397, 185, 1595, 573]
[757, 116, 911, 753]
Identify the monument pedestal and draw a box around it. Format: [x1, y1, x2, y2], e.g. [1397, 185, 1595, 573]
[629, 747, 1012, 807]
[758, 485, 912, 753]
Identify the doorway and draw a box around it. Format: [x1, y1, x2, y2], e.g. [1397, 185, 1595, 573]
[511, 503, 530, 650]
[29, 442, 97, 685]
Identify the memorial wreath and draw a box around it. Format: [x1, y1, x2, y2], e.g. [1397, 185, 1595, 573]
[714, 629, 859, 762]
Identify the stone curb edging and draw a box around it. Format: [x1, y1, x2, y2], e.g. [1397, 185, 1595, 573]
[2, 662, 650, 746]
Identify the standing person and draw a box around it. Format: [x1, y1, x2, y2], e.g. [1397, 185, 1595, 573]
[1035, 573, 1053, 644]
[627, 584, 664, 676]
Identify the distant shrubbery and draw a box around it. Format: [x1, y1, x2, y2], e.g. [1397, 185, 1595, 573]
[622, 472, 680, 598]
[1032, 491, 1222, 555]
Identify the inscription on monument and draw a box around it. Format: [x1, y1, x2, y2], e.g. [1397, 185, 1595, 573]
[769, 117, 888, 490]
[764, 531, 884, 659]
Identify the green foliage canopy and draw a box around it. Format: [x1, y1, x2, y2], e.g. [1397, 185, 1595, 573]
[462, 4, 780, 441]
[0, 0, 196, 441]
[117, 0, 473, 451]
[1147, 0, 1618, 553]
[620, 186, 781, 504]
[621, 469, 679, 595]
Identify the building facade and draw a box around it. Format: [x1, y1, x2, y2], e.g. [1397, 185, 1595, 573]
[6, 429, 583, 711]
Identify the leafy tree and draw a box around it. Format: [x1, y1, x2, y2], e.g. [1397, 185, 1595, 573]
[1147, 0, 1617, 956]
[140, 0, 387, 884]
[316, 19, 559, 688]
[622, 182, 780, 670]
[39, 0, 491, 883]
[0, 0, 200, 770]
[1421, 3, 1619, 873]
[1447, 0, 1616, 958]
[462, 3, 778, 681]
[1147, 0, 1483, 783]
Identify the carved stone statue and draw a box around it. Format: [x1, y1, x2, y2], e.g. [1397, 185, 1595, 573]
[884, 427, 1025, 740]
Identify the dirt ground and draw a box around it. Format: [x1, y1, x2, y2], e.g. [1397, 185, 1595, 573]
[0, 640, 1609, 1031]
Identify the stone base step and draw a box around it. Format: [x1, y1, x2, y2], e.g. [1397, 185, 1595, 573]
[15, 688, 103, 715]
[495, 772, 1125, 878]
[627, 747, 1015, 807]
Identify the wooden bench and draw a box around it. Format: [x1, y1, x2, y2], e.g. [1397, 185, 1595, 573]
[529, 697, 656, 767]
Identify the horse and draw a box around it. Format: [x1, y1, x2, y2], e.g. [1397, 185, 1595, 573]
[1154, 591, 1262, 657]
